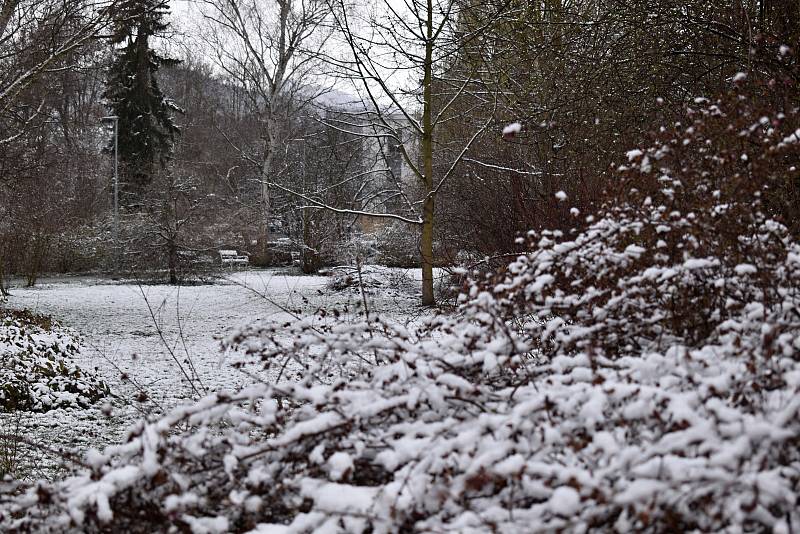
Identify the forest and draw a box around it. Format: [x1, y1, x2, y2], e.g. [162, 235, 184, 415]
[1, 0, 799, 532]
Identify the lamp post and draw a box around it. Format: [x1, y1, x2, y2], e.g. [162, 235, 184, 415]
[101, 115, 119, 277]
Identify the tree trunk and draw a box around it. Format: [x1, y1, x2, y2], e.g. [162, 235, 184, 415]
[420, 0, 436, 306]
[168, 241, 178, 285]
[0, 254, 8, 297]
[259, 121, 280, 262]
[421, 196, 435, 306]
[301, 208, 316, 274]
[25, 235, 49, 288]
[260, 146, 272, 259]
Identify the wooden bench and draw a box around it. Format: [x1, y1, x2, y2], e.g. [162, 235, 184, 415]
[219, 249, 249, 267]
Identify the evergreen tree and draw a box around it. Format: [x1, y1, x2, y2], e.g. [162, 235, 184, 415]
[104, 0, 180, 205]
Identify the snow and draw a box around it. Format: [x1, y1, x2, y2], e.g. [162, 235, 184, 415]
[683, 258, 717, 270]
[502, 122, 522, 136]
[614, 480, 667, 504]
[549, 486, 580, 516]
[734, 263, 757, 275]
[2, 269, 431, 473]
[182, 515, 229, 534]
[300, 480, 379, 515]
[624, 244, 646, 258]
[626, 149, 643, 160]
[326, 452, 353, 481]
[780, 128, 800, 146]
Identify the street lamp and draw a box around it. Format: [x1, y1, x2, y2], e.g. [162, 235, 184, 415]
[101, 115, 119, 277]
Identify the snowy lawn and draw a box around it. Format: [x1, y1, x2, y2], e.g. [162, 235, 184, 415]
[1, 267, 441, 479]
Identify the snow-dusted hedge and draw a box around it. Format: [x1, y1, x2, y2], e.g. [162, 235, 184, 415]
[0, 310, 109, 412]
[2, 93, 800, 532]
[326, 265, 418, 297]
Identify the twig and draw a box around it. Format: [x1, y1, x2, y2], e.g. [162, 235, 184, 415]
[137, 285, 203, 399]
[0, 434, 91, 470]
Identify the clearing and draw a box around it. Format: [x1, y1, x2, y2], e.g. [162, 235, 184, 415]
[1, 267, 433, 479]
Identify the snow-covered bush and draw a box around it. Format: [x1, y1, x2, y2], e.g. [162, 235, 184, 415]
[327, 265, 418, 297]
[372, 221, 452, 269]
[0, 310, 109, 412]
[3, 93, 800, 532]
[373, 221, 419, 267]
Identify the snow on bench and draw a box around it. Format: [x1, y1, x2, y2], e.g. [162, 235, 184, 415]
[219, 249, 249, 267]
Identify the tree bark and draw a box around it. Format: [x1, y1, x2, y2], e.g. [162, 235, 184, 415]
[420, 196, 435, 305]
[420, 0, 435, 306]
[168, 242, 178, 284]
[0, 252, 9, 297]
[301, 208, 316, 273]
[259, 118, 282, 261]
[260, 135, 273, 259]
[25, 235, 49, 288]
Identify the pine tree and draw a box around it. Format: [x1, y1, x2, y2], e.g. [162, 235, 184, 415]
[104, 0, 180, 206]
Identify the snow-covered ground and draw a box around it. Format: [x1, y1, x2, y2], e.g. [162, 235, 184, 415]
[2, 268, 439, 479]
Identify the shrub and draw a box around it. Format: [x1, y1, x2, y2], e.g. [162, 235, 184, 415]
[0, 310, 109, 413]
[326, 265, 418, 298]
[373, 221, 419, 267]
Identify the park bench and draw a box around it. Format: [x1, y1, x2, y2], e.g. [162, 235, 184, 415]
[219, 249, 249, 267]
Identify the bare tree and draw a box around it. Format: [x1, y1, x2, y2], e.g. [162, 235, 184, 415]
[280, 110, 369, 272]
[0, 0, 114, 286]
[0, 0, 115, 117]
[289, 0, 508, 305]
[194, 0, 333, 257]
